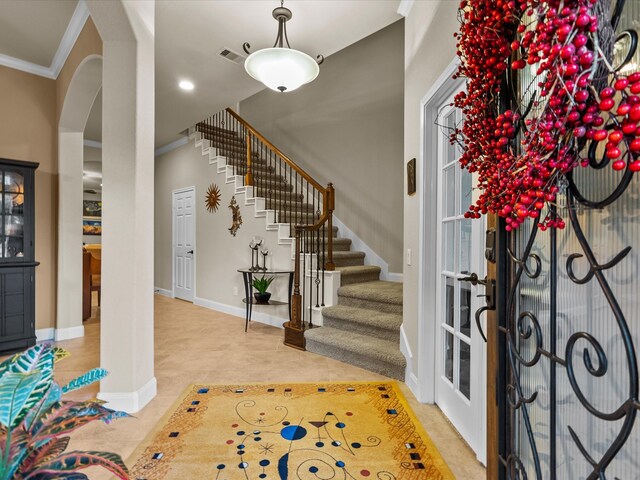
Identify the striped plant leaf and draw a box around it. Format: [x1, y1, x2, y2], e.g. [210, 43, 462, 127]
[102, 410, 130, 424]
[25, 473, 89, 480]
[24, 451, 129, 480]
[0, 371, 42, 429]
[62, 369, 108, 394]
[51, 347, 71, 363]
[7, 345, 55, 427]
[19, 437, 71, 473]
[6, 428, 30, 480]
[33, 402, 115, 438]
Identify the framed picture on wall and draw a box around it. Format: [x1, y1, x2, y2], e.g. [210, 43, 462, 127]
[83, 200, 102, 218]
[82, 218, 102, 236]
[407, 158, 416, 196]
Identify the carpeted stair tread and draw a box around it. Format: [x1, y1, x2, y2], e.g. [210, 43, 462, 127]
[331, 251, 365, 267]
[331, 238, 352, 251]
[321, 305, 402, 340]
[305, 326, 405, 380]
[336, 265, 381, 285]
[338, 281, 403, 305]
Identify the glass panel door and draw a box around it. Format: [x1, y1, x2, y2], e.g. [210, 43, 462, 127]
[435, 97, 486, 460]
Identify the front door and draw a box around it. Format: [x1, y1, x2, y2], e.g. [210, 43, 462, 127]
[173, 187, 195, 302]
[434, 97, 487, 460]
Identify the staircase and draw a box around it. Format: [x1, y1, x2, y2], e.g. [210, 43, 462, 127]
[306, 234, 406, 380]
[193, 108, 405, 382]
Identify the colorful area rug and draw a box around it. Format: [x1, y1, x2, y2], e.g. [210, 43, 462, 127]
[130, 382, 454, 479]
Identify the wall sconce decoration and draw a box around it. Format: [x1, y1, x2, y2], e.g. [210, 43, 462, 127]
[205, 183, 221, 212]
[228, 196, 243, 236]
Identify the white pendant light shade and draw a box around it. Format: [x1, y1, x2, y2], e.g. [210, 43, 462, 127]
[245, 48, 319, 93]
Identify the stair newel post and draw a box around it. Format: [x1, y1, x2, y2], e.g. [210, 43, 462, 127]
[325, 183, 335, 271]
[245, 131, 253, 186]
[283, 227, 306, 350]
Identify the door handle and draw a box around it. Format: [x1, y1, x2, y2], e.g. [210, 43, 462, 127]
[475, 306, 489, 342]
[187, 250, 194, 254]
[458, 272, 487, 286]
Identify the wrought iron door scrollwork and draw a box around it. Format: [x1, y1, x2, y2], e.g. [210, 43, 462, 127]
[499, 2, 640, 478]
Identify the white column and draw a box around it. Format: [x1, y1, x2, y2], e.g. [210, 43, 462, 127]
[56, 132, 84, 340]
[91, 0, 156, 413]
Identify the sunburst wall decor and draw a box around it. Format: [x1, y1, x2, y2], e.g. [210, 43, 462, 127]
[205, 183, 221, 212]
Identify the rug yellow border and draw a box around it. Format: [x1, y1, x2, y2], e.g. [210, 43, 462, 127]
[127, 381, 456, 479]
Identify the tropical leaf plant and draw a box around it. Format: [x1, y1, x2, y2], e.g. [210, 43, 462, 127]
[0, 344, 130, 480]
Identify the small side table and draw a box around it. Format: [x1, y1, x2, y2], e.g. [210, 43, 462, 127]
[238, 269, 294, 332]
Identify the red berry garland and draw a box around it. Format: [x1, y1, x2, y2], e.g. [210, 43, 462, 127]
[454, 0, 640, 230]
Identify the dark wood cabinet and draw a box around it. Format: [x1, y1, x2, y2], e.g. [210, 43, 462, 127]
[0, 159, 38, 353]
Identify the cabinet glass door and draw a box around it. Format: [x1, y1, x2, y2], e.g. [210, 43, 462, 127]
[1, 170, 25, 259]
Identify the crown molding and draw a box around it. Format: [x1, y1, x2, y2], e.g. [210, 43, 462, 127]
[155, 136, 188, 157]
[397, 0, 415, 17]
[0, 1, 90, 80]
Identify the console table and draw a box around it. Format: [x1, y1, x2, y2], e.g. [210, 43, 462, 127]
[237, 269, 294, 332]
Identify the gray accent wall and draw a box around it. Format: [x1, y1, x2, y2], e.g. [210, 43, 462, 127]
[239, 20, 404, 272]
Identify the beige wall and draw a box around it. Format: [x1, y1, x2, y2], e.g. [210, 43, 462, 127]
[403, 1, 460, 377]
[155, 142, 294, 322]
[0, 66, 57, 329]
[239, 20, 405, 272]
[0, 16, 102, 331]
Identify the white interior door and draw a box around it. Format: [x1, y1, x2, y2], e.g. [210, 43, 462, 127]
[434, 98, 486, 461]
[173, 187, 195, 302]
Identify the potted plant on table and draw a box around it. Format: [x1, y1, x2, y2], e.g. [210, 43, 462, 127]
[252, 275, 274, 304]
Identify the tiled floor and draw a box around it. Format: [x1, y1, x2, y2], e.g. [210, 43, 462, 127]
[50, 295, 485, 479]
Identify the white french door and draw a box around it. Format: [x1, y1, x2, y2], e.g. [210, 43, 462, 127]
[173, 187, 195, 302]
[434, 97, 486, 461]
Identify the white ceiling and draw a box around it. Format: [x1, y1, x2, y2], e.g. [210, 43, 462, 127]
[1, 0, 403, 147]
[0, 0, 77, 67]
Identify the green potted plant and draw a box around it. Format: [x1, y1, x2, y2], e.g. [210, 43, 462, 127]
[0, 344, 130, 479]
[252, 275, 275, 304]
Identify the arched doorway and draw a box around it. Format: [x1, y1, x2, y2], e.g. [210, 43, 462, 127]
[57, 54, 102, 339]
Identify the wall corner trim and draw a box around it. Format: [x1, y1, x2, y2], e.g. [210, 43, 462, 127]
[98, 376, 157, 413]
[155, 136, 189, 157]
[54, 325, 85, 341]
[397, 0, 415, 17]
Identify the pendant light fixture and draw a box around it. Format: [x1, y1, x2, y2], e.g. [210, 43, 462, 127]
[243, 1, 323, 93]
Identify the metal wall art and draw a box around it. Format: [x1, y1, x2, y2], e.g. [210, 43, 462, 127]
[205, 183, 221, 212]
[228, 196, 242, 236]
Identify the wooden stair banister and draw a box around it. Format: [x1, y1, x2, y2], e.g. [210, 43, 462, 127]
[196, 108, 335, 350]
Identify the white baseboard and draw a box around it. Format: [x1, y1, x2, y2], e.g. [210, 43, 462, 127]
[388, 272, 403, 283]
[154, 287, 174, 298]
[400, 324, 420, 399]
[54, 325, 85, 341]
[332, 215, 393, 281]
[36, 328, 55, 342]
[194, 297, 287, 329]
[98, 376, 157, 413]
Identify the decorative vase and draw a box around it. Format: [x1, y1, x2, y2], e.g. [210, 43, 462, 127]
[254, 292, 271, 304]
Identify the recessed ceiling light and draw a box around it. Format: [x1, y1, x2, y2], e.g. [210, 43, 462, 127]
[179, 80, 194, 91]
